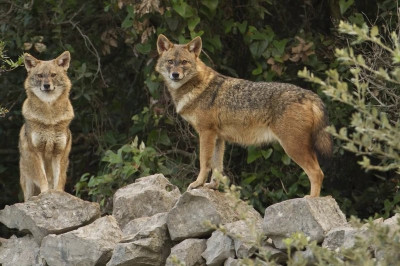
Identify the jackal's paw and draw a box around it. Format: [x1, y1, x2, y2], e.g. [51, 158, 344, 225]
[187, 181, 204, 191]
[304, 194, 319, 198]
[204, 181, 218, 190]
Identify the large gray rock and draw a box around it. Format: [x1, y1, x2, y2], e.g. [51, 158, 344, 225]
[107, 212, 172, 266]
[112, 174, 181, 228]
[263, 197, 347, 249]
[224, 220, 263, 258]
[201, 230, 235, 266]
[322, 226, 360, 250]
[166, 239, 207, 266]
[0, 191, 100, 243]
[0, 235, 45, 266]
[224, 257, 240, 266]
[167, 188, 262, 241]
[41, 215, 122, 266]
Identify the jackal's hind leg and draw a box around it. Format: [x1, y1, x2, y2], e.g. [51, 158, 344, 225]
[205, 138, 225, 189]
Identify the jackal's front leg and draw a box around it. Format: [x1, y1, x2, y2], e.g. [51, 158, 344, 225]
[53, 131, 71, 191]
[20, 151, 48, 201]
[52, 155, 62, 190]
[188, 131, 217, 190]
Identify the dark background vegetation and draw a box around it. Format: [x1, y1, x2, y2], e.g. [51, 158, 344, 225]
[1, 0, 399, 237]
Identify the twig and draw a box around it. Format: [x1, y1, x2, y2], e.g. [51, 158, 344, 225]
[69, 21, 108, 87]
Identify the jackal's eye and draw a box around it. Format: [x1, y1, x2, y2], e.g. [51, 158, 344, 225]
[167, 60, 174, 65]
[181, 60, 188, 65]
[51, 73, 56, 77]
[37, 74, 43, 78]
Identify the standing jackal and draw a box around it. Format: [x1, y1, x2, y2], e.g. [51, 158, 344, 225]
[19, 51, 74, 201]
[156, 35, 332, 197]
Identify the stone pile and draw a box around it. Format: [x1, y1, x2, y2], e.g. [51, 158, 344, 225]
[0, 173, 398, 265]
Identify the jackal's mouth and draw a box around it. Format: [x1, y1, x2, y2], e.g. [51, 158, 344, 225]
[40, 85, 54, 92]
[170, 77, 182, 82]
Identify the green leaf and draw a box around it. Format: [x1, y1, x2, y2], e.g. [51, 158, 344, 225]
[339, 0, 354, 15]
[272, 39, 288, 56]
[261, 148, 273, 159]
[145, 77, 160, 99]
[249, 40, 269, 58]
[158, 131, 171, 146]
[370, 26, 379, 38]
[188, 17, 200, 32]
[247, 146, 262, 164]
[172, 1, 195, 18]
[251, 63, 263, 75]
[242, 175, 258, 185]
[236, 21, 248, 34]
[281, 154, 291, 165]
[201, 0, 218, 12]
[136, 43, 151, 54]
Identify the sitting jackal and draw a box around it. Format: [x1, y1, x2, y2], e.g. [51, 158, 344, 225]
[19, 51, 74, 201]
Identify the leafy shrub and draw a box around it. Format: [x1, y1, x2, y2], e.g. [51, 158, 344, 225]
[0, 41, 23, 117]
[75, 136, 172, 212]
[300, 20, 400, 217]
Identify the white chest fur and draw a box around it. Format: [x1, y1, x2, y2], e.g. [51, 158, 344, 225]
[31, 130, 67, 150]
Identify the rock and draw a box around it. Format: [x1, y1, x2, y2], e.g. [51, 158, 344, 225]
[167, 188, 262, 241]
[293, 248, 316, 266]
[261, 244, 287, 264]
[322, 226, 361, 250]
[0, 191, 100, 243]
[383, 213, 400, 236]
[0, 235, 45, 266]
[263, 197, 347, 249]
[374, 214, 400, 263]
[224, 257, 240, 266]
[112, 174, 181, 228]
[201, 230, 235, 266]
[41, 215, 122, 266]
[107, 212, 172, 266]
[166, 239, 207, 266]
[224, 220, 263, 258]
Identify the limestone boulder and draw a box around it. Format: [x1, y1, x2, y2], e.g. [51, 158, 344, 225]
[224, 257, 240, 266]
[107, 212, 172, 266]
[383, 213, 400, 236]
[263, 197, 347, 249]
[167, 188, 262, 241]
[112, 174, 181, 228]
[0, 235, 45, 266]
[166, 239, 207, 266]
[40, 216, 122, 266]
[0, 191, 100, 243]
[224, 219, 263, 258]
[322, 226, 361, 250]
[201, 230, 235, 266]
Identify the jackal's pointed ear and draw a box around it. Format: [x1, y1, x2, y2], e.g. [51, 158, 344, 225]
[157, 34, 173, 54]
[54, 51, 71, 70]
[186, 36, 202, 57]
[24, 53, 40, 72]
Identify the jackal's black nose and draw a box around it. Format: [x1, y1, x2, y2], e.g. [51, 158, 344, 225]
[43, 84, 50, 90]
[171, 72, 180, 79]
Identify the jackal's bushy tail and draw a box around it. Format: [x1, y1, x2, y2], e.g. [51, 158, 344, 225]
[311, 103, 333, 159]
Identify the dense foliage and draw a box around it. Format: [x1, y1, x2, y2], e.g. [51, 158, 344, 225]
[0, 0, 399, 224]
